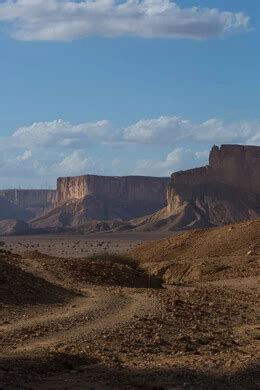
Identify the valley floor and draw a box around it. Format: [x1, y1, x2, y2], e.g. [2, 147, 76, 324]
[0, 232, 259, 389]
[2, 232, 172, 258]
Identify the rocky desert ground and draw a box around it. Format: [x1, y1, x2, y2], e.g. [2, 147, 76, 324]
[0, 221, 259, 389]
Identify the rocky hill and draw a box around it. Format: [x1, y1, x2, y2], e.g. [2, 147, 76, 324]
[128, 145, 260, 231]
[32, 175, 169, 228]
[130, 219, 260, 284]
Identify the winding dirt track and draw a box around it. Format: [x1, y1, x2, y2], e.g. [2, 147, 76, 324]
[1, 243, 259, 389]
[0, 255, 159, 357]
[1, 287, 157, 355]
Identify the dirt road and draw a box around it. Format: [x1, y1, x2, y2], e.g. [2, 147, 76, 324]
[0, 235, 259, 389]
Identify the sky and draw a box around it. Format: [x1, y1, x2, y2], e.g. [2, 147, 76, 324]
[0, 0, 259, 188]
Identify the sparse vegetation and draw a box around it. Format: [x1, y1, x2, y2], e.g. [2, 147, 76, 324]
[86, 252, 139, 269]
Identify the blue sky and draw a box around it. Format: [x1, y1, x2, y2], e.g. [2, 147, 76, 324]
[0, 0, 259, 188]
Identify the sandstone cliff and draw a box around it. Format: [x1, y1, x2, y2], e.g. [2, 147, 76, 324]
[25, 144, 260, 233]
[57, 175, 169, 206]
[32, 175, 169, 228]
[128, 145, 260, 231]
[209, 144, 260, 193]
[0, 190, 56, 221]
[168, 144, 260, 197]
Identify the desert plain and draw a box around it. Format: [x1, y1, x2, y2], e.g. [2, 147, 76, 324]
[0, 222, 259, 390]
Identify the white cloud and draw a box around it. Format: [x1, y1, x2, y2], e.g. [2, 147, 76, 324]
[16, 149, 32, 161]
[1, 115, 260, 187]
[14, 116, 260, 152]
[51, 150, 100, 176]
[134, 147, 208, 176]
[124, 116, 260, 145]
[12, 119, 110, 148]
[0, 0, 250, 41]
[124, 116, 191, 143]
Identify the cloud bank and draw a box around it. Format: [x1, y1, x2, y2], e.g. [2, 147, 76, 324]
[124, 116, 260, 144]
[12, 119, 110, 148]
[1, 115, 260, 187]
[0, 0, 250, 41]
[133, 148, 209, 176]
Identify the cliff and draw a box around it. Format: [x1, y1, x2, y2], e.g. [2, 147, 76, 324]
[129, 145, 260, 232]
[209, 144, 260, 193]
[169, 144, 260, 195]
[57, 175, 169, 206]
[0, 189, 56, 221]
[32, 175, 169, 228]
[23, 144, 260, 233]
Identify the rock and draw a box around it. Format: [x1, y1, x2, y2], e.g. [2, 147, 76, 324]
[0, 219, 31, 235]
[132, 144, 260, 231]
[167, 145, 260, 225]
[32, 175, 169, 228]
[57, 175, 168, 210]
[209, 144, 260, 193]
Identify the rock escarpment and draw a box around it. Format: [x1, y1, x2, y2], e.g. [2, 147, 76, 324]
[9, 144, 260, 233]
[0, 190, 56, 221]
[57, 175, 169, 209]
[32, 175, 169, 228]
[132, 145, 260, 231]
[209, 144, 260, 193]
[168, 144, 260, 201]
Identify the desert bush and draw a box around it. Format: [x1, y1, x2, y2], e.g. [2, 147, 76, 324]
[86, 252, 139, 269]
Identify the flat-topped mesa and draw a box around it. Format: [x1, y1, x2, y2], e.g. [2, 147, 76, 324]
[166, 144, 260, 218]
[56, 175, 169, 221]
[57, 175, 169, 205]
[169, 144, 260, 194]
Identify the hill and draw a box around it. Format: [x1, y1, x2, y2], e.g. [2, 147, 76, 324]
[130, 219, 260, 284]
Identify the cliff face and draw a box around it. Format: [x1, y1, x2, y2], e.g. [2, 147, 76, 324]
[0, 190, 56, 221]
[21, 144, 260, 232]
[163, 145, 260, 228]
[33, 175, 169, 228]
[57, 175, 169, 206]
[209, 145, 260, 194]
[168, 145, 260, 198]
[56, 175, 169, 222]
[128, 145, 260, 232]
